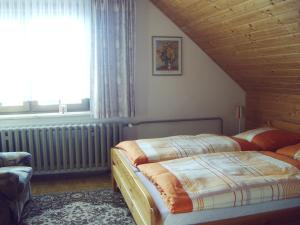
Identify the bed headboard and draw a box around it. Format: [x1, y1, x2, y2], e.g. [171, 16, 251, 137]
[268, 120, 300, 134]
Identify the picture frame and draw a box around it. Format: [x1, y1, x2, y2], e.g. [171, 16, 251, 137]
[152, 36, 182, 76]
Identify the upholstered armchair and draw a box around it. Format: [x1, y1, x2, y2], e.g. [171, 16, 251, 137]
[0, 152, 32, 225]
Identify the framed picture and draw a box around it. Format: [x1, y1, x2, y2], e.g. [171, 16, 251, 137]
[152, 36, 182, 76]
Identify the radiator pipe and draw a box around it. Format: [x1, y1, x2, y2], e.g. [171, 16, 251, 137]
[125, 117, 223, 134]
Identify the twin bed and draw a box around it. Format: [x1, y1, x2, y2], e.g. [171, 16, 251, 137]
[111, 120, 300, 225]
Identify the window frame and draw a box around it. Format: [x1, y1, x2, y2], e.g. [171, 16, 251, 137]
[0, 2, 91, 116]
[0, 98, 90, 116]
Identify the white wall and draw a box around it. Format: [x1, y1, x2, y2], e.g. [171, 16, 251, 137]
[131, 0, 245, 137]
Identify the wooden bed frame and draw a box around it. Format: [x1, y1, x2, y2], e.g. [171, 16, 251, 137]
[111, 120, 300, 225]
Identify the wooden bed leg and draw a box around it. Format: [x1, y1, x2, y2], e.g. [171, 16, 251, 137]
[112, 177, 119, 192]
[111, 149, 119, 193]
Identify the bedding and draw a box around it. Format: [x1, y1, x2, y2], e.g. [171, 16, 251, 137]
[138, 151, 300, 214]
[136, 172, 300, 225]
[234, 127, 300, 150]
[116, 134, 260, 166]
[276, 143, 300, 161]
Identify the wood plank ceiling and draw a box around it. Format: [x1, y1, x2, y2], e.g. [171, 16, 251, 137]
[150, 0, 300, 128]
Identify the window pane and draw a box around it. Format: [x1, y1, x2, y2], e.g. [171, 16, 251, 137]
[0, 6, 90, 108]
[0, 21, 29, 106]
[27, 17, 90, 105]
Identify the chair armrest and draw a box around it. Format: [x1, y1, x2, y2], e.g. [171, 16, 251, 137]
[0, 172, 19, 200]
[0, 152, 32, 167]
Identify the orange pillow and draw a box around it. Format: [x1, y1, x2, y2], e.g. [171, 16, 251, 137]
[234, 127, 300, 151]
[276, 143, 300, 161]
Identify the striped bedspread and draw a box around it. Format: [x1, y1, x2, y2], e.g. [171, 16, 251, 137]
[138, 151, 300, 213]
[117, 134, 260, 166]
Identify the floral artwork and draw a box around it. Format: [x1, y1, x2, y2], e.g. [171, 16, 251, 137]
[152, 36, 182, 75]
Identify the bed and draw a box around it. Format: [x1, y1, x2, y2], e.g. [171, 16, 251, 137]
[111, 120, 300, 225]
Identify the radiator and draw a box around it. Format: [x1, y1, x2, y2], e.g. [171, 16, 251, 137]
[0, 123, 123, 174]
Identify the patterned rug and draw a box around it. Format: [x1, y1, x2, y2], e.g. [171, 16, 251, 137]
[21, 189, 135, 225]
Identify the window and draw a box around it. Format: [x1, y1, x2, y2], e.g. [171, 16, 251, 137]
[0, 0, 91, 115]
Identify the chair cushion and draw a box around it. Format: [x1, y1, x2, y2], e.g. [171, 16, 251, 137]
[0, 166, 32, 195]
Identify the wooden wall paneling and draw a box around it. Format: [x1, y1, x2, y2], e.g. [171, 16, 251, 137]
[205, 33, 300, 53]
[246, 92, 300, 129]
[229, 69, 300, 78]
[193, 11, 299, 43]
[223, 63, 300, 71]
[208, 43, 300, 59]
[193, 2, 299, 35]
[198, 23, 300, 50]
[215, 54, 300, 66]
[153, 0, 249, 25]
[181, 0, 293, 32]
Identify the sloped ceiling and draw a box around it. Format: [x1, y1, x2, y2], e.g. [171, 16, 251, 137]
[150, 0, 300, 94]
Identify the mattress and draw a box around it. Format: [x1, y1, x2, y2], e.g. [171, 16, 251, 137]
[136, 171, 300, 225]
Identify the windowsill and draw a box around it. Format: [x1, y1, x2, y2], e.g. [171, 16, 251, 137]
[0, 111, 91, 120]
[0, 112, 128, 128]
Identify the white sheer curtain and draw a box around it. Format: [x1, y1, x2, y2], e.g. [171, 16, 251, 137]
[0, 0, 91, 106]
[90, 0, 135, 119]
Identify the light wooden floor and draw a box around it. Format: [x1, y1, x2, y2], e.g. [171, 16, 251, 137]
[31, 172, 112, 195]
